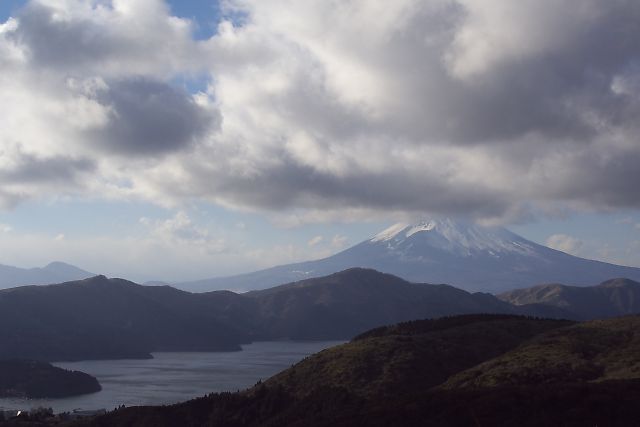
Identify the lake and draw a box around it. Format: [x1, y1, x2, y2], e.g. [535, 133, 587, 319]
[0, 340, 344, 413]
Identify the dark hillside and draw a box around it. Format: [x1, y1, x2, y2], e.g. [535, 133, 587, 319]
[82, 315, 640, 427]
[246, 268, 523, 339]
[443, 315, 640, 388]
[0, 276, 250, 361]
[0, 359, 100, 398]
[499, 278, 640, 319]
[0, 269, 539, 361]
[0, 269, 628, 363]
[265, 315, 572, 398]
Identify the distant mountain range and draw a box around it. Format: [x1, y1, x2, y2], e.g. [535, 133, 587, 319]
[0, 261, 93, 290]
[174, 218, 640, 293]
[84, 314, 640, 427]
[3, 268, 638, 362]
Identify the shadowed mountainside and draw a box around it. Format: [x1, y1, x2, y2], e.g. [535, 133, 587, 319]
[83, 315, 640, 427]
[0, 359, 101, 398]
[442, 315, 640, 389]
[242, 269, 539, 340]
[0, 268, 568, 361]
[499, 278, 640, 320]
[0, 276, 252, 361]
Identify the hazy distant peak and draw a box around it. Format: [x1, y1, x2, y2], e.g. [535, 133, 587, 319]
[0, 261, 94, 290]
[45, 261, 75, 269]
[43, 261, 90, 274]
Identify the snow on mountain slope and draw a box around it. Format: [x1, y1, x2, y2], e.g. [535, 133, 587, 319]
[175, 218, 640, 294]
[370, 219, 535, 257]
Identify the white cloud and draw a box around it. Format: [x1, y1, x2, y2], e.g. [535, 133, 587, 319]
[140, 211, 228, 254]
[331, 234, 349, 250]
[307, 235, 323, 247]
[0, 223, 12, 233]
[546, 234, 584, 255]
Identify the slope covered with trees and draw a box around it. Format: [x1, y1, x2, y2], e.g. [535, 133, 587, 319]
[0, 360, 100, 398]
[84, 315, 640, 426]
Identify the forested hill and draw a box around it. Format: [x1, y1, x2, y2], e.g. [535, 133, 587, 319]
[84, 314, 640, 426]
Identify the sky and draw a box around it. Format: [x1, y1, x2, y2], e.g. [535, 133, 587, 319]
[0, 0, 639, 283]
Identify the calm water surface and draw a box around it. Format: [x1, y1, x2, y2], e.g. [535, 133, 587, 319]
[0, 341, 344, 413]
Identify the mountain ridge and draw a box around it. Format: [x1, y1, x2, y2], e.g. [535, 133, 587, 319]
[498, 278, 640, 320]
[2, 268, 637, 363]
[0, 268, 567, 362]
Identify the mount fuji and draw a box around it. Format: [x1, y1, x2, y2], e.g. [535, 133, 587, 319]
[175, 219, 640, 293]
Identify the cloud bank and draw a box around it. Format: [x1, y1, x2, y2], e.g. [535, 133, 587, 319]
[1, 0, 640, 222]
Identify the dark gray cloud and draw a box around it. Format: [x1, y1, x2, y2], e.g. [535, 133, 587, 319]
[9, 0, 197, 76]
[89, 78, 216, 156]
[326, 0, 640, 146]
[181, 0, 640, 220]
[540, 146, 640, 209]
[11, 2, 116, 70]
[0, 150, 95, 208]
[8, 2, 217, 156]
[2, 0, 640, 222]
[0, 151, 94, 184]
[160, 149, 512, 220]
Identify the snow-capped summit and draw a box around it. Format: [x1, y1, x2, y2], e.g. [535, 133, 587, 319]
[175, 218, 640, 293]
[369, 218, 534, 257]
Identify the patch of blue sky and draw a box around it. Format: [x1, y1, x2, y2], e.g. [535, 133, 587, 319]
[0, 0, 27, 22]
[170, 72, 211, 95]
[1, 1, 236, 39]
[167, 0, 223, 40]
